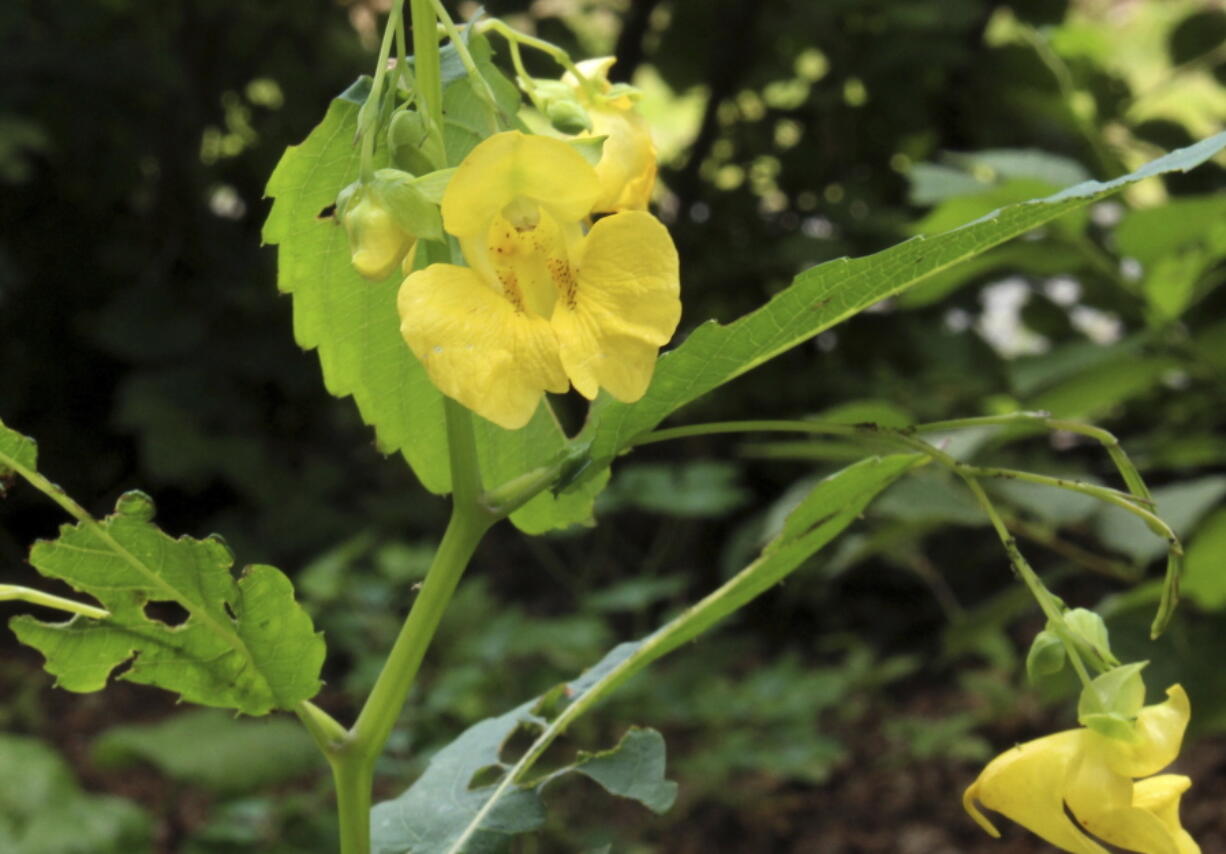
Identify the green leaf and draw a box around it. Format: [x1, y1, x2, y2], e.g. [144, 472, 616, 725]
[598, 461, 749, 518]
[577, 132, 1226, 469]
[1115, 194, 1226, 265]
[572, 728, 677, 813]
[93, 709, 323, 793]
[0, 734, 151, 854]
[1078, 662, 1147, 724]
[10, 494, 324, 715]
[370, 675, 672, 853]
[264, 71, 601, 534]
[1181, 508, 1226, 611]
[408, 454, 921, 854]
[1095, 475, 1226, 566]
[0, 416, 37, 489]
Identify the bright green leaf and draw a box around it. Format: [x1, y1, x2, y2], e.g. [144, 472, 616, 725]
[264, 73, 602, 534]
[578, 132, 1226, 470]
[10, 495, 324, 715]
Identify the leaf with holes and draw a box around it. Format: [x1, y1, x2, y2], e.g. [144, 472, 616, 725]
[263, 39, 602, 534]
[9, 492, 324, 716]
[373, 454, 920, 854]
[371, 643, 674, 854]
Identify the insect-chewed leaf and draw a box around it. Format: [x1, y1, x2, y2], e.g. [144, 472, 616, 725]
[373, 455, 920, 854]
[370, 643, 674, 854]
[263, 43, 604, 535]
[9, 494, 324, 716]
[0, 417, 38, 491]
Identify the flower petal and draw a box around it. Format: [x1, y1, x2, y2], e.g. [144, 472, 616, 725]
[1134, 776, 1201, 854]
[552, 210, 680, 401]
[398, 263, 567, 430]
[964, 730, 1110, 854]
[1107, 685, 1191, 778]
[588, 107, 657, 213]
[441, 131, 600, 238]
[1066, 740, 1184, 854]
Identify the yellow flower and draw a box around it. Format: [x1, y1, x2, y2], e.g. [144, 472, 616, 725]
[566, 57, 658, 213]
[964, 685, 1199, 854]
[397, 131, 680, 430]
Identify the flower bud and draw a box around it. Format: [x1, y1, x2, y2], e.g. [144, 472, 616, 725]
[340, 184, 415, 281]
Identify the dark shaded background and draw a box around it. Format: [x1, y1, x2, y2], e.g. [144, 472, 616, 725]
[3, 0, 1225, 851]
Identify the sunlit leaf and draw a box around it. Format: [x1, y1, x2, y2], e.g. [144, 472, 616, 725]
[263, 51, 603, 534]
[9, 493, 324, 715]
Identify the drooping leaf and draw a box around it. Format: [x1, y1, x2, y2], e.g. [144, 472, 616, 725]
[263, 51, 603, 534]
[0, 734, 151, 854]
[93, 709, 323, 793]
[372, 454, 920, 854]
[9, 493, 324, 715]
[577, 132, 1226, 470]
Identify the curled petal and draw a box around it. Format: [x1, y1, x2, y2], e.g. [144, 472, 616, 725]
[398, 264, 567, 430]
[589, 107, 657, 213]
[552, 210, 680, 401]
[1107, 685, 1191, 779]
[441, 132, 600, 238]
[963, 731, 1110, 854]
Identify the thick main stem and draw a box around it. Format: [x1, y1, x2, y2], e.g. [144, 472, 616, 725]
[330, 397, 494, 854]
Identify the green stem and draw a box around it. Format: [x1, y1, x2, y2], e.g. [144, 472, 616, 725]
[0, 584, 109, 620]
[334, 396, 493, 853]
[478, 18, 598, 99]
[635, 418, 1176, 546]
[331, 749, 375, 854]
[411, 0, 444, 136]
[961, 477, 1095, 689]
[430, 0, 502, 122]
[359, 0, 407, 181]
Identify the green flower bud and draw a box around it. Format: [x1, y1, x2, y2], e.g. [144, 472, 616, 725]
[1078, 661, 1148, 730]
[545, 99, 592, 135]
[1025, 629, 1066, 683]
[340, 184, 415, 281]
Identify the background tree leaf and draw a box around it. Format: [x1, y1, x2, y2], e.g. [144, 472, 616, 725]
[92, 708, 323, 793]
[577, 131, 1226, 470]
[9, 493, 324, 716]
[0, 734, 151, 854]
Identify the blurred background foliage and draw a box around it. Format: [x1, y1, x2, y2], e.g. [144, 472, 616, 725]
[2, 0, 1225, 851]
